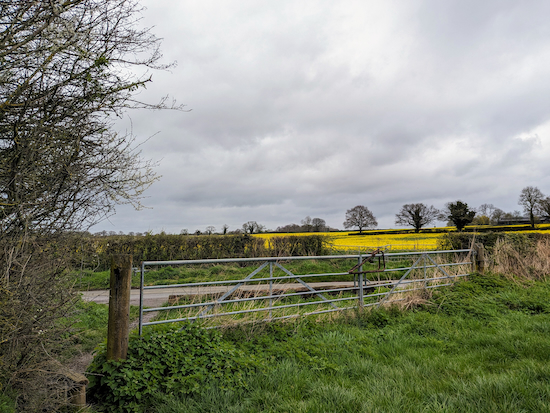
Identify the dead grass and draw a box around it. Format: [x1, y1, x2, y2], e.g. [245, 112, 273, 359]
[491, 238, 550, 280]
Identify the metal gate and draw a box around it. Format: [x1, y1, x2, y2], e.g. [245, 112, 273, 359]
[138, 248, 474, 335]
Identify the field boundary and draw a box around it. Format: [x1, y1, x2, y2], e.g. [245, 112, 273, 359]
[138, 249, 474, 334]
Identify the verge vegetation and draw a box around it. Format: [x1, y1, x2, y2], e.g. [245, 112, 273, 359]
[80, 236, 550, 412]
[87, 271, 550, 413]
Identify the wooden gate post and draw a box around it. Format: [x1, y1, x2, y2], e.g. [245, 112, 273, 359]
[107, 254, 132, 361]
[473, 243, 485, 274]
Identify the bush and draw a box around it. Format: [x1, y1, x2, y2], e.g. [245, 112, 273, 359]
[87, 325, 257, 412]
[69, 234, 330, 271]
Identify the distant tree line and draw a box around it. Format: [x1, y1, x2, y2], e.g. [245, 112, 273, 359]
[97, 186, 550, 237]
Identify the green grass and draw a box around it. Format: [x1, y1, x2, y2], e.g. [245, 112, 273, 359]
[145, 273, 550, 413]
[59, 300, 141, 362]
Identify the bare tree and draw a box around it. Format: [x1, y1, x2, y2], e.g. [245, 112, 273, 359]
[301, 216, 312, 232]
[0, 0, 182, 232]
[539, 197, 550, 221]
[242, 221, 264, 234]
[311, 217, 327, 232]
[205, 226, 216, 235]
[343, 205, 377, 233]
[276, 223, 302, 232]
[477, 203, 496, 217]
[395, 203, 440, 233]
[519, 186, 544, 228]
[222, 224, 229, 235]
[0, 0, 179, 408]
[490, 208, 505, 225]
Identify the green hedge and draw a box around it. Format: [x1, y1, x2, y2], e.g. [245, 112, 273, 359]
[67, 233, 329, 271]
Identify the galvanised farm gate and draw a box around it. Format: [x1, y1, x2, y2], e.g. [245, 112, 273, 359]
[138, 248, 476, 334]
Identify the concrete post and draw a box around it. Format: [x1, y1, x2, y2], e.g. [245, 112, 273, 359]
[107, 254, 132, 361]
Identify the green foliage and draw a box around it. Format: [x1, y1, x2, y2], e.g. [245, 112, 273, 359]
[87, 324, 257, 412]
[446, 200, 476, 231]
[0, 392, 16, 413]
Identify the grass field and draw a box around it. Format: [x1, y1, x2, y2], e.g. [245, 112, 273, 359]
[86, 272, 550, 412]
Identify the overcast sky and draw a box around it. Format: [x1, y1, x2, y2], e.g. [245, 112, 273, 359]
[93, 0, 550, 234]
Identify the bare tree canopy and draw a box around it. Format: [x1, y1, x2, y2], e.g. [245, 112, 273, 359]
[343, 205, 377, 233]
[518, 186, 544, 228]
[242, 221, 264, 234]
[539, 197, 550, 221]
[0, 0, 182, 233]
[445, 200, 476, 231]
[311, 217, 326, 232]
[0, 1, 177, 408]
[395, 203, 440, 233]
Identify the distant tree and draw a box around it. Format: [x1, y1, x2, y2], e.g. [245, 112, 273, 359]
[445, 201, 476, 231]
[539, 197, 550, 221]
[490, 208, 505, 225]
[222, 224, 229, 235]
[205, 226, 216, 235]
[395, 203, 440, 233]
[501, 211, 523, 220]
[242, 221, 264, 234]
[477, 203, 495, 216]
[343, 205, 377, 233]
[519, 186, 544, 228]
[194, 229, 202, 235]
[180, 229, 189, 235]
[471, 215, 491, 226]
[474, 203, 499, 225]
[311, 218, 327, 232]
[301, 216, 313, 232]
[276, 223, 302, 232]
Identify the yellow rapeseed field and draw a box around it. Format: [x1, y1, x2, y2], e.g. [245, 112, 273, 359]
[254, 224, 550, 252]
[254, 231, 442, 252]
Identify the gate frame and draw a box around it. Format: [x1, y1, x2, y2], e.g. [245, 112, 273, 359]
[138, 249, 473, 335]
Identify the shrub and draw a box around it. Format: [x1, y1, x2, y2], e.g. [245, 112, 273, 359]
[87, 325, 257, 412]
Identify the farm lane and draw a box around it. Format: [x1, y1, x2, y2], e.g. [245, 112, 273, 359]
[81, 280, 407, 307]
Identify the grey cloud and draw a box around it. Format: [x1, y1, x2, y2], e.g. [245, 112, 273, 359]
[93, 0, 550, 233]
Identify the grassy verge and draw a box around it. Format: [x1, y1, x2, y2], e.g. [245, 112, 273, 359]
[60, 301, 141, 360]
[96, 272, 550, 413]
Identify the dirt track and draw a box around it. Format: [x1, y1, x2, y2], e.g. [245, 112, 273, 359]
[80, 282, 368, 307]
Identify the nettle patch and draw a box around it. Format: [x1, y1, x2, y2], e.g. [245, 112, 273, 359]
[87, 324, 258, 412]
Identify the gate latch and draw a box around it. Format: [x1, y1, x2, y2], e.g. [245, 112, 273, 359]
[348, 248, 386, 274]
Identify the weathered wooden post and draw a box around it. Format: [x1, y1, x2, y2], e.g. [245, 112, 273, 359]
[473, 243, 485, 274]
[107, 254, 132, 361]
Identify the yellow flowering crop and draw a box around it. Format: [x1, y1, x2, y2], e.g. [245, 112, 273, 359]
[254, 224, 550, 253]
[254, 231, 441, 252]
